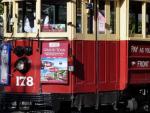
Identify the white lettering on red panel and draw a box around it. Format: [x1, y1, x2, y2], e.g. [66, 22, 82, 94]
[131, 46, 150, 54]
[131, 46, 138, 53]
[16, 76, 33, 86]
[131, 61, 150, 68]
[137, 61, 149, 68]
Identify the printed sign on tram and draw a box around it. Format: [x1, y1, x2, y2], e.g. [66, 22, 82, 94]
[129, 43, 150, 69]
[0, 43, 11, 85]
[130, 45, 150, 56]
[41, 41, 68, 84]
[130, 60, 150, 68]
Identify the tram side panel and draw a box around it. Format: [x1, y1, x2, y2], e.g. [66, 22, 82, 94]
[5, 40, 41, 93]
[4, 40, 74, 94]
[97, 40, 128, 91]
[98, 41, 118, 91]
[73, 40, 96, 93]
[3, 39, 128, 94]
[120, 40, 128, 90]
[73, 40, 128, 93]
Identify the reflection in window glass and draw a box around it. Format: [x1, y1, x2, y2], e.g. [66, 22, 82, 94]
[18, 0, 36, 33]
[76, 0, 82, 33]
[146, 3, 150, 35]
[110, 0, 116, 34]
[6, 3, 13, 33]
[87, 1, 94, 34]
[129, 1, 142, 35]
[41, 0, 67, 32]
[98, 0, 105, 34]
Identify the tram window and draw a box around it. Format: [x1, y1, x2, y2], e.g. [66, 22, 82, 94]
[129, 1, 142, 35]
[98, 0, 105, 34]
[146, 3, 150, 35]
[17, 0, 36, 33]
[6, 3, 13, 33]
[76, 0, 82, 33]
[87, 0, 94, 34]
[110, 0, 116, 34]
[41, 0, 67, 32]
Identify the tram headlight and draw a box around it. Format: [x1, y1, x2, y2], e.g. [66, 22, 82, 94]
[16, 60, 24, 70]
[24, 46, 32, 56]
[15, 57, 31, 73]
[13, 46, 33, 57]
[13, 46, 25, 57]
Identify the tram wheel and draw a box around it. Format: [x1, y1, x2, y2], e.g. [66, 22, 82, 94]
[81, 107, 97, 113]
[70, 108, 81, 113]
[29, 110, 55, 113]
[70, 111, 81, 113]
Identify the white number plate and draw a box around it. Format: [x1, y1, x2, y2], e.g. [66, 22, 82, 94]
[16, 76, 33, 86]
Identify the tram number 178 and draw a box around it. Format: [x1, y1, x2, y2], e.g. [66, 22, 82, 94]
[16, 76, 34, 86]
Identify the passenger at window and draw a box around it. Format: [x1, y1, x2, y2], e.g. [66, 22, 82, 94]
[41, 14, 51, 32]
[43, 15, 50, 25]
[24, 12, 36, 33]
[24, 17, 31, 32]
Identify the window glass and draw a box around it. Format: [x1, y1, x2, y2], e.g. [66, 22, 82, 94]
[87, 0, 94, 34]
[110, 0, 116, 34]
[6, 3, 13, 33]
[129, 1, 142, 35]
[18, 0, 36, 33]
[41, 0, 67, 32]
[146, 3, 150, 35]
[76, 0, 82, 33]
[98, 0, 105, 34]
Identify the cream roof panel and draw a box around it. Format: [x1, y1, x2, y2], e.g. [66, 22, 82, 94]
[2, 0, 13, 2]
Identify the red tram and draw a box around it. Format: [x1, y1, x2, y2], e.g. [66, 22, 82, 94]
[0, 0, 150, 112]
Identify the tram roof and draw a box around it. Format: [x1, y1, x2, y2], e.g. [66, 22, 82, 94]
[2, 0, 150, 3]
[2, 0, 12, 2]
[2, 0, 33, 2]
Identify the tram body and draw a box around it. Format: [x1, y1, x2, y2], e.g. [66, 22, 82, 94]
[1, 0, 150, 112]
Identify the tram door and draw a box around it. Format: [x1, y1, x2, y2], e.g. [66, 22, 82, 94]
[74, 0, 97, 92]
[74, 0, 121, 92]
[96, 0, 121, 91]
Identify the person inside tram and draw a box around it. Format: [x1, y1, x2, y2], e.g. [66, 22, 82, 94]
[43, 14, 50, 25]
[24, 11, 36, 33]
[41, 13, 51, 32]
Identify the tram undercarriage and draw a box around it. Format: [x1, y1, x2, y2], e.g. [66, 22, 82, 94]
[1, 85, 150, 113]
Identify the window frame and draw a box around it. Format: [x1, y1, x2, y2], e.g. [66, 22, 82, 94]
[14, 1, 37, 38]
[40, 0, 68, 33]
[96, 0, 120, 40]
[3, 2, 14, 37]
[78, 0, 120, 41]
[145, 1, 150, 38]
[128, 0, 150, 39]
[4, 0, 75, 39]
[76, 0, 82, 34]
[129, 0, 143, 38]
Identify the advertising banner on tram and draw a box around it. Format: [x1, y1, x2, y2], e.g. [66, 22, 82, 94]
[41, 41, 68, 84]
[0, 43, 11, 85]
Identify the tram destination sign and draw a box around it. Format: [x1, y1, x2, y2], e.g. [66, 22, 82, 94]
[129, 44, 150, 56]
[129, 42, 150, 70]
[129, 60, 150, 69]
